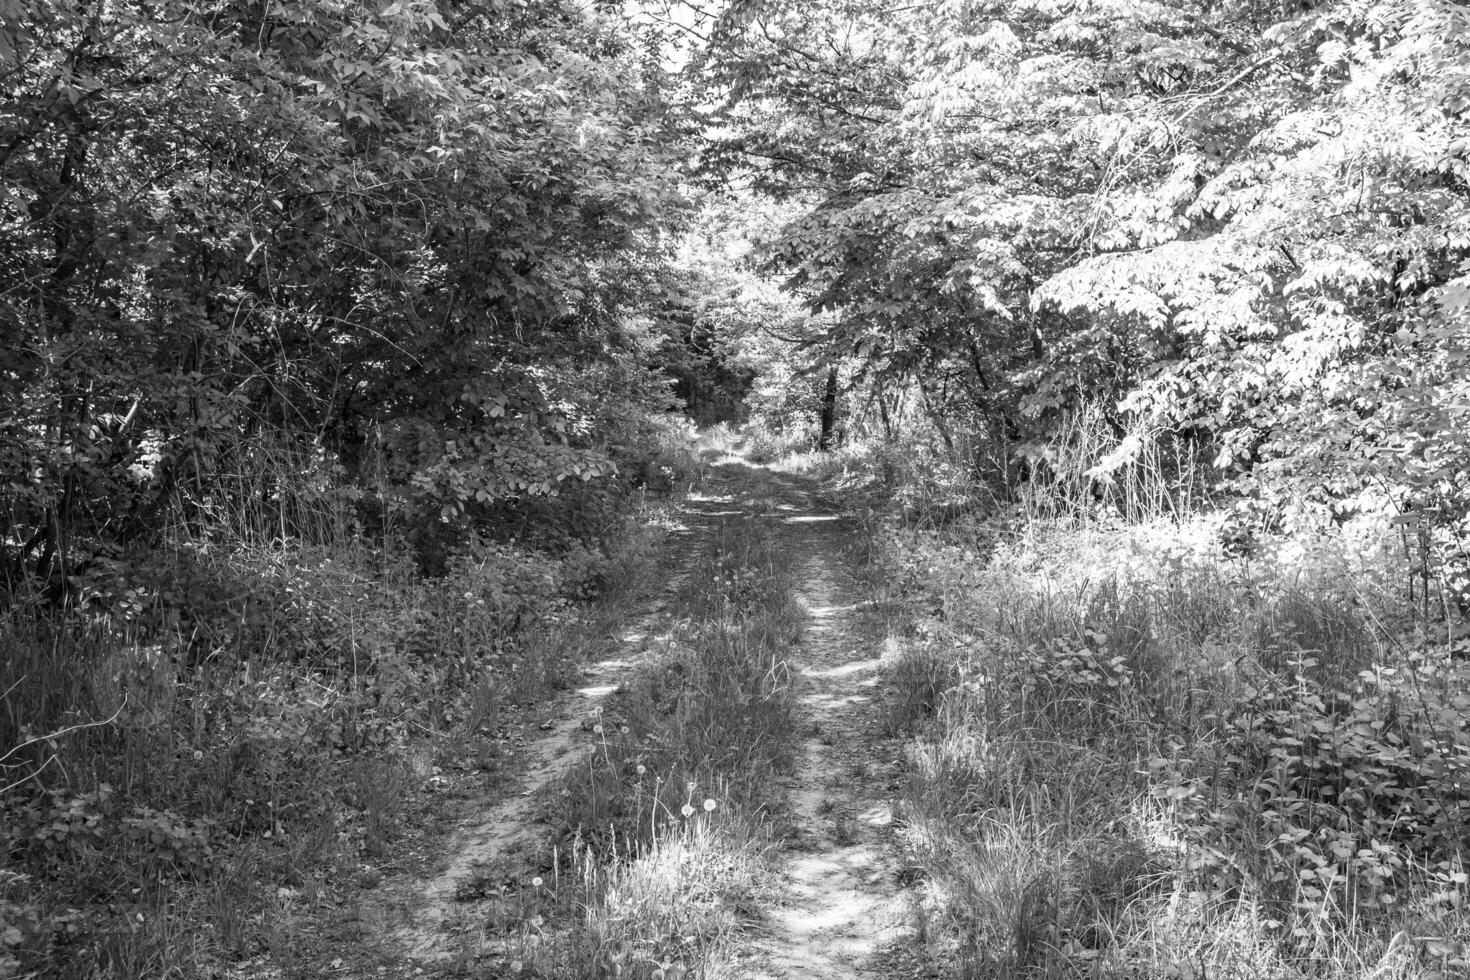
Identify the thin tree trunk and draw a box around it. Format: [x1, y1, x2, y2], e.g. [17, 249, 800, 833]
[817, 366, 839, 451]
[917, 376, 954, 455]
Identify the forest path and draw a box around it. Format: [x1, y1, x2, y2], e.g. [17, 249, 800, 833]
[724, 460, 910, 979]
[305, 450, 911, 978]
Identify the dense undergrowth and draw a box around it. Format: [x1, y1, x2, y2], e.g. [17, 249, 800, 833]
[0, 425, 704, 979]
[521, 511, 802, 979]
[786, 427, 1470, 980]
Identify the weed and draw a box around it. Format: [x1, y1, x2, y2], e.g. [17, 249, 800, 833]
[885, 641, 961, 734]
[349, 757, 410, 859]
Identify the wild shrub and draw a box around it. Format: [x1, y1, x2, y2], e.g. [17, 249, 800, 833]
[743, 427, 811, 465]
[0, 469, 684, 978]
[1158, 657, 1470, 921]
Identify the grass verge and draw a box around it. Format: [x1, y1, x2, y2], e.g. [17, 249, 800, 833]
[874, 512, 1470, 979]
[0, 484, 682, 980]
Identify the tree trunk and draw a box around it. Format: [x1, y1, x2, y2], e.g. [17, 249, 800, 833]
[917, 376, 955, 455]
[817, 365, 839, 451]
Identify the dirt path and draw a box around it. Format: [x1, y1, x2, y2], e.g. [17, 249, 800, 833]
[731, 465, 910, 979]
[334, 453, 910, 976]
[384, 632, 663, 962]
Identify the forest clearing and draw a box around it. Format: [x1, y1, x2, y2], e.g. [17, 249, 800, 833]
[3, 0, 1470, 978]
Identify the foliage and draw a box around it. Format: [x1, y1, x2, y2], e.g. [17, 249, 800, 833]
[0, 2, 707, 966]
[1159, 653, 1470, 916]
[642, 194, 818, 433]
[0, 471, 682, 977]
[1, 0, 693, 599]
[697, 0, 1470, 573]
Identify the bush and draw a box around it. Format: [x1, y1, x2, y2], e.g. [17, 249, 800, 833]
[0, 432, 685, 978]
[1160, 657, 1470, 916]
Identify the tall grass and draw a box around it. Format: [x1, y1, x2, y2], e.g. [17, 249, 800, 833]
[873, 465, 1470, 978]
[722, 401, 1469, 977]
[750, 401, 1470, 977]
[1016, 404, 1211, 525]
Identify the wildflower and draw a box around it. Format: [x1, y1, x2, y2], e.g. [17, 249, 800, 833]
[510, 962, 523, 974]
[593, 724, 604, 735]
[532, 877, 543, 888]
[620, 725, 629, 734]
[686, 781, 696, 793]
[636, 764, 646, 775]
[703, 799, 716, 812]
[681, 803, 694, 818]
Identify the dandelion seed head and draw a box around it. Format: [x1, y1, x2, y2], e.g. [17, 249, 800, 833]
[532, 876, 543, 888]
[636, 764, 646, 775]
[593, 724, 604, 734]
[703, 798, 716, 812]
[681, 803, 694, 817]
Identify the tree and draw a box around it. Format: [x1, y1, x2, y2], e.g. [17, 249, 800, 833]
[1, 0, 695, 596]
[695, 0, 1470, 526]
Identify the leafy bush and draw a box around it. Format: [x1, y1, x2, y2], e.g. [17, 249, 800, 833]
[1159, 657, 1470, 919]
[0, 448, 686, 978]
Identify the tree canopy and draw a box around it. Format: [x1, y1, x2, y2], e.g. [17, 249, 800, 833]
[696, 0, 1470, 519]
[4, 0, 1469, 595]
[2, 0, 695, 594]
